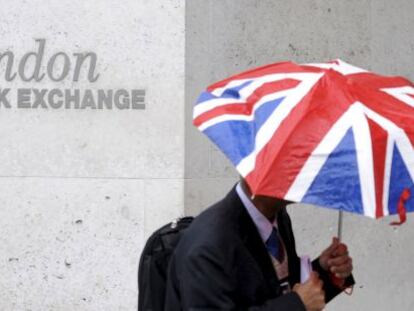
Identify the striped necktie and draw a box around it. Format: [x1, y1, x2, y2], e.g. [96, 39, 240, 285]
[265, 227, 282, 261]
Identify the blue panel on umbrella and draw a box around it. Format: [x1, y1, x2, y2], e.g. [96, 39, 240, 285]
[387, 144, 414, 215]
[203, 96, 285, 166]
[196, 80, 253, 103]
[302, 128, 364, 215]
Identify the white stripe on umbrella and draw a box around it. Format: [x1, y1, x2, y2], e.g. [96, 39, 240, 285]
[284, 103, 357, 206]
[382, 137, 394, 217]
[352, 102, 376, 218]
[302, 59, 367, 76]
[198, 89, 292, 131]
[236, 73, 323, 176]
[359, 104, 414, 216]
[193, 73, 322, 119]
[381, 86, 414, 108]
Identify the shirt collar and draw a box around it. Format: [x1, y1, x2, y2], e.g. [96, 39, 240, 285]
[236, 182, 276, 243]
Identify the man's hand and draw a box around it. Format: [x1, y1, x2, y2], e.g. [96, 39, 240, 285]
[293, 272, 325, 311]
[319, 237, 353, 279]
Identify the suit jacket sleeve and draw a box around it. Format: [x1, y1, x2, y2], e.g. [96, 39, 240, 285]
[174, 244, 306, 311]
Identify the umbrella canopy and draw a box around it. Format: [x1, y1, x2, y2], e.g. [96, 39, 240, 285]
[193, 60, 414, 221]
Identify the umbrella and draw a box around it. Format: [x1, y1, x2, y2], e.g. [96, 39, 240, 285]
[193, 59, 414, 234]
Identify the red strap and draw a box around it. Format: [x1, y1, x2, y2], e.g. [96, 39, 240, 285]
[390, 188, 410, 226]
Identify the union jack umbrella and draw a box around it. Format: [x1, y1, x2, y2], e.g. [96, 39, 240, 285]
[193, 59, 414, 228]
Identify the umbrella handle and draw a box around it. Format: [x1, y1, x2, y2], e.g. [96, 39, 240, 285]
[332, 211, 353, 294]
[332, 212, 346, 290]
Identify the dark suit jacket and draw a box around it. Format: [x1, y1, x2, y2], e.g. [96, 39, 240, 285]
[165, 186, 354, 310]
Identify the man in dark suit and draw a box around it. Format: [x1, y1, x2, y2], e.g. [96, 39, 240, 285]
[165, 180, 354, 310]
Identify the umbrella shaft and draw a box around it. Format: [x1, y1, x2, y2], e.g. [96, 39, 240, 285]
[337, 211, 343, 241]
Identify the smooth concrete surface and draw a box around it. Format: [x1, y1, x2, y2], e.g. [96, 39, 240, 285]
[0, 178, 145, 310]
[184, 177, 238, 217]
[1, 177, 184, 310]
[0, 0, 185, 310]
[185, 1, 414, 310]
[0, 0, 184, 179]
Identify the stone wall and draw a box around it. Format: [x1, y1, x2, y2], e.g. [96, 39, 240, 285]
[0, 1, 184, 310]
